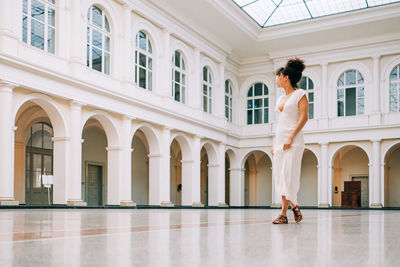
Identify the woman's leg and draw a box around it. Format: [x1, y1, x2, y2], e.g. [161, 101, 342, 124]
[281, 196, 289, 216]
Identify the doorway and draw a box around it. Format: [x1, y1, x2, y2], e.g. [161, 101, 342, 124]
[352, 176, 369, 207]
[86, 163, 103, 206]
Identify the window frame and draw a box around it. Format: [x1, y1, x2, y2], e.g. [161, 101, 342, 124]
[337, 70, 365, 117]
[202, 66, 213, 114]
[22, 0, 56, 54]
[134, 31, 153, 91]
[172, 50, 186, 103]
[247, 83, 269, 125]
[389, 64, 400, 112]
[225, 80, 233, 122]
[299, 76, 314, 119]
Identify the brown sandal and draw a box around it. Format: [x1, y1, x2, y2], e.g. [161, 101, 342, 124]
[272, 214, 288, 224]
[292, 205, 303, 223]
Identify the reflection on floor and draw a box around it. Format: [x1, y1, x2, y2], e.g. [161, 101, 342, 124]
[0, 209, 398, 266]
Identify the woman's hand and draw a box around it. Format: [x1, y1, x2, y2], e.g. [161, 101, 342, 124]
[283, 136, 293, 150]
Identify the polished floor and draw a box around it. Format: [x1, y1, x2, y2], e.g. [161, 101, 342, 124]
[0, 209, 398, 267]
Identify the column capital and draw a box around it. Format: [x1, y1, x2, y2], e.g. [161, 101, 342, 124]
[162, 125, 173, 131]
[69, 100, 86, 107]
[229, 168, 245, 172]
[320, 62, 328, 67]
[106, 146, 123, 151]
[370, 138, 381, 143]
[52, 137, 70, 142]
[0, 80, 17, 91]
[148, 153, 162, 158]
[372, 54, 381, 60]
[319, 142, 329, 146]
[122, 115, 136, 121]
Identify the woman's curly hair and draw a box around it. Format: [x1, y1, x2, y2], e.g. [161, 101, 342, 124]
[275, 57, 306, 88]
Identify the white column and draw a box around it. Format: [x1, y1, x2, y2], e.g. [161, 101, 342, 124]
[319, 142, 330, 207]
[370, 139, 382, 208]
[216, 63, 226, 119]
[57, 0, 68, 58]
[191, 135, 202, 206]
[52, 137, 69, 204]
[193, 48, 201, 110]
[69, 0, 83, 64]
[0, 0, 20, 54]
[229, 168, 245, 206]
[106, 147, 122, 205]
[121, 5, 132, 83]
[0, 82, 18, 205]
[160, 126, 173, 206]
[148, 153, 161, 205]
[161, 30, 171, 98]
[320, 63, 329, 127]
[216, 142, 227, 207]
[371, 55, 382, 125]
[120, 117, 135, 206]
[207, 164, 219, 206]
[67, 101, 86, 206]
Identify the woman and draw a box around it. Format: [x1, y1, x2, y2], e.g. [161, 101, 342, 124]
[271, 58, 308, 224]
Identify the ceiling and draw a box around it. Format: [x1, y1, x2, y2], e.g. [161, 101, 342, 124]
[149, 0, 400, 61]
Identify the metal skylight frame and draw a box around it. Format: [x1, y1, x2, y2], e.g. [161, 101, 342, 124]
[232, 0, 400, 27]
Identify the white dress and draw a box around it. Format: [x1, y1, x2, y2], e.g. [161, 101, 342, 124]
[273, 89, 307, 205]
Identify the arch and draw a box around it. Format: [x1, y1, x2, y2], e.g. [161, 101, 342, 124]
[240, 148, 272, 169]
[225, 148, 240, 169]
[381, 56, 400, 113]
[200, 141, 218, 164]
[381, 55, 400, 83]
[170, 39, 193, 74]
[81, 110, 120, 147]
[302, 69, 321, 91]
[239, 75, 275, 98]
[383, 141, 400, 164]
[132, 20, 161, 58]
[330, 143, 371, 166]
[131, 122, 161, 155]
[170, 132, 192, 161]
[13, 93, 68, 139]
[304, 146, 320, 166]
[200, 57, 218, 83]
[81, 1, 121, 36]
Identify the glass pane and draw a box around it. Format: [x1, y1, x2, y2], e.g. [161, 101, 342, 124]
[86, 44, 90, 67]
[209, 98, 212, 113]
[209, 73, 212, 84]
[33, 154, 42, 188]
[309, 103, 314, 119]
[182, 87, 185, 104]
[247, 87, 253, 97]
[357, 97, 364, 115]
[175, 83, 180, 102]
[357, 71, 364, 84]
[175, 70, 180, 83]
[87, 27, 90, 44]
[309, 92, 314, 102]
[346, 70, 356, 85]
[104, 52, 110, 75]
[92, 6, 102, 28]
[254, 109, 262, 124]
[105, 36, 110, 52]
[230, 109, 232, 122]
[138, 31, 146, 50]
[299, 77, 306, 89]
[23, 15, 28, 43]
[47, 26, 55, 53]
[175, 51, 181, 68]
[203, 67, 208, 82]
[225, 80, 229, 93]
[182, 74, 185, 85]
[32, 0, 45, 22]
[105, 16, 110, 32]
[264, 108, 268, 123]
[338, 101, 344, 117]
[358, 87, 364, 97]
[203, 96, 208, 112]
[182, 59, 185, 70]
[247, 110, 252, 124]
[264, 84, 268, 95]
[390, 66, 399, 81]
[203, 85, 208, 96]
[92, 47, 102, 72]
[139, 53, 146, 67]
[148, 57, 152, 70]
[225, 107, 229, 119]
[25, 153, 30, 188]
[230, 98, 232, 106]
[264, 98, 268, 107]
[338, 74, 344, 86]
[345, 87, 356, 116]
[31, 20, 45, 50]
[43, 155, 52, 174]
[309, 78, 314, 89]
[92, 30, 102, 48]
[43, 127, 53, 149]
[247, 99, 253, 109]
[148, 71, 152, 91]
[389, 90, 397, 112]
[139, 67, 146, 88]
[337, 89, 344, 100]
[23, 0, 28, 14]
[31, 124, 42, 148]
[254, 83, 262, 96]
[225, 95, 229, 105]
[254, 99, 262, 108]
[48, 7, 55, 27]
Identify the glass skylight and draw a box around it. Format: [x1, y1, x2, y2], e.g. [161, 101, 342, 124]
[232, 0, 400, 27]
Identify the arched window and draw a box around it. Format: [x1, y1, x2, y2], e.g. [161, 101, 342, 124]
[86, 5, 110, 74]
[135, 31, 153, 91]
[337, 70, 364, 117]
[225, 80, 233, 122]
[389, 64, 400, 112]
[299, 76, 314, 119]
[202, 67, 212, 114]
[247, 83, 269, 124]
[172, 50, 186, 103]
[22, 0, 56, 53]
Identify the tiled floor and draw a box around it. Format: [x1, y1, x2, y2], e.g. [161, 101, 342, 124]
[0, 209, 398, 266]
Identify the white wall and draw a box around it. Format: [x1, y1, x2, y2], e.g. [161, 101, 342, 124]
[298, 150, 318, 206]
[387, 147, 400, 207]
[131, 136, 149, 205]
[256, 154, 272, 206]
